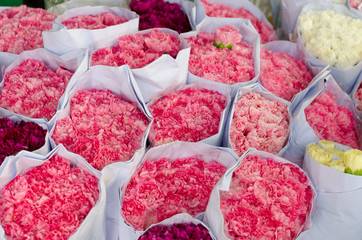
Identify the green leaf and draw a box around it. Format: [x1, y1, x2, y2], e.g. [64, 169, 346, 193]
[345, 167, 353, 175]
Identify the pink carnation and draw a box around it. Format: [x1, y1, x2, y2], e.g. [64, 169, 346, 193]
[91, 29, 182, 68]
[0, 59, 73, 120]
[215, 25, 242, 46]
[122, 157, 227, 230]
[148, 88, 226, 146]
[229, 92, 289, 156]
[61, 12, 128, 30]
[305, 91, 359, 149]
[201, 0, 276, 43]
[0, 5, 56, 54]
[356, 83, 362, 111]
[350, 0, 362, 10]
[52, 89, 149, 170]
[260, 48, 313, 101]
[0, 154, 99, 240]
[220, 155, 314, 240]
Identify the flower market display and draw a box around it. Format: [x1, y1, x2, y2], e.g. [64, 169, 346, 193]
[350, 0, 362, 10]
[0, 59, 73, 120]
[0, 117, 46, 164]
[185, 25, 255, 85]
[129, 0, 192, 33]
[304, 91, 359, 149]
[138, 222, 213, 240]
[298, 9, 362, 69]
[0, 5, 56, 54]
[148, 87, 226, 146]
[122, 156, 227, 230]
[61, 12, 129, 30]
[259, 48, 313, 101]
[356, 84, 362, 111]
[52, 89, 149, 170]
[220, 155, 314, 239]
[200, 0, 276, 43]
[0, 154, 100, 240]
[229, 92, 289, 156]
[91, 29, 182, 68]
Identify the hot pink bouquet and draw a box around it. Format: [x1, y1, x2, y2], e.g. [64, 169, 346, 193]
[355, 83, 362, 111]
[61, 12, 128, 30]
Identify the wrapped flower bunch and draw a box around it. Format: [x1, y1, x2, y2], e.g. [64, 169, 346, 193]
[0, 5, 56, 54]
[304, 91, 359, 149]
[61, 12, 129, 30]
[0, 154, 100, 240]
[130, 0, 192, 33]
[0, 117, 46, 164]
[200, 0, 276, 43]
[0, 59, 73, 120]
[91, 29, 182, 68]
[230, 92, 289, 156]
[52, 89, 149, 170]
[298, 9, 362, 69]
[356, 83, 362, 111]
[139, 222, 213, 240]
[260, 48, 313, 101]
[349, 0, 362, 11]
[122, 156, 227, 230]
[220, 155, 314, 239]
[185, 25, 255, 85]
[148, 87, 226, 146]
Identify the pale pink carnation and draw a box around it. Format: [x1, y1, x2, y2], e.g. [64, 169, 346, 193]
[220, 155, 314, 240]
[0, 5, 56, 54]
[0, 59, 73, 120]
[91, 29, 182, 68]
[0, 154, 99, 240]
[350, 0, 362, 10]
[260, 48, 313, 101]
[201, 0, 276, 43]
[122, 157, 227, 230]
[62, 12, 128, 30]
[215, 25, 242, 46]
[148, 88, 226, 146]
[230, 92, 289, 156]
[356, 83, 362, 111]
[52, 89, 149, 170]
[305, 91, 359, 149]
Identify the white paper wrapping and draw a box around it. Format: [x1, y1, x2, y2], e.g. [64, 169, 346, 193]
[0, 144, 107, 240]
[0, 52, 17, 83]
[118, 141, 238, 240]
[181, 17, 260, 98]
[203, 148, 317, 240]
[43, 6, 139, 55]
[351, 71, 362, 119]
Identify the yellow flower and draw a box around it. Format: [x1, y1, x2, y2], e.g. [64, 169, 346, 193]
[328, 160, 345, 172]
[319, 140, 344, 159]
[344, 149, 362, 176]
[307, 143, 332, 165]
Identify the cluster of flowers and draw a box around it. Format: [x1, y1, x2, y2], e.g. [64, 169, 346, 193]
[0, 118, 46, 164]
[139, 223, 213, 240]
[201, 0, 276, 43]
[148, 88, 226, 146]
[304, 92, 359, 149]
[349, 0, 362, 11]
[185, 25, 255, 84]
[91, 29, 182, 68]
[53, 89, 149, 170]
[230, 92, 289, 156]
[130, 0, 191, 33]
[0, 59, 73, 120]
[260, 48, 313, 101]
[0, 5, 56, 54]
[122, 157, 226, 230]
[356, 84, 362, 111]
[307, 140, 362, 175]
[0, 154, 100, 240]
[61, 12, 128, 30]
[220, 155, 314, 239]
[298, 10, 362, 69]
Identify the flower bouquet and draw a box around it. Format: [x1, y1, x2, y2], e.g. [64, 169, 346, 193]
[347, 0, 362, 18]
[351, 73, 362, 119]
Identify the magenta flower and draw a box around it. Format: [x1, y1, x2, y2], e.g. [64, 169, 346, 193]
[62, 12, 129, 30]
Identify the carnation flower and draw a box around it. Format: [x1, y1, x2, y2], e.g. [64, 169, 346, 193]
[52, 89, 149, 170]
[260, 48, 313, 101]
[61, 12, 128, 30]
[349, 0, 362, 10]
[355, 83, 362, 111]
[122, 156, 226, 230]
[0, 59, 73, 120]
[229, 92, 289, 156]
[214, 25, 242, 50]
[91, 29, 182, 68]
[0, 154, 99, 240]
[130, 0, 192, 33]
[0, 5, 56, 54]
[220, 155, 314, 239]
[304, 92, 359, 149]
[201, 0, 276, 43]
[0, 117, 46, 164]
[148, 88, 226, 146]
